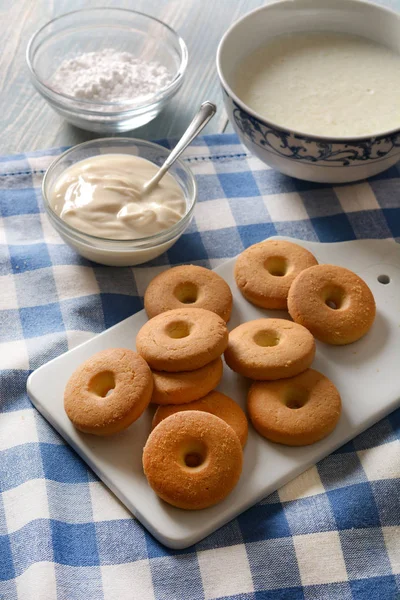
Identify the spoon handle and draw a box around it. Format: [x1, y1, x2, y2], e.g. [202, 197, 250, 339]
[145, 101, 216, 191]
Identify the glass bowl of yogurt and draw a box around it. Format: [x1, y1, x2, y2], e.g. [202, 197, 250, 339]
[42, 138, 197, 266]
[26, 8, 188, 133]
[217, 0, 400, 183]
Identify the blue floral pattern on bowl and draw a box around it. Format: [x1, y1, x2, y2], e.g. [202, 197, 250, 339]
[231, 100, 400, 167]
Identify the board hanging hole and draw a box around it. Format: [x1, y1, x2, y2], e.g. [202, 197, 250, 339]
[377, 274, 390, 285]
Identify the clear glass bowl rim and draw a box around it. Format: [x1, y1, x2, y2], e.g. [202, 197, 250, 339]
[26, 6, 188, 110]
[42, 137, 198, 249]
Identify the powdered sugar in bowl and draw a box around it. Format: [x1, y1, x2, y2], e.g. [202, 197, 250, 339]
[26, 8, 187, 133]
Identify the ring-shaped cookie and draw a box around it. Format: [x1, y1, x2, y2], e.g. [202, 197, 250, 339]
[136, 308, 228, 372]
[151, 357, 223, 405]
[152, 390, 248, 447]
[143, 411, 243, 509]
[144, 265, 233, 322]
[64, 348, 153, 436]
[235, 240, 318, 309]
[224, 318, 315, 380]
[247, 369, 341, 446]
[288, 264, 376, 345]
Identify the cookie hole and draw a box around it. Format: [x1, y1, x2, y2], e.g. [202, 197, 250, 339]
[264, 256, 288, 277]
[326, 299, 338, 310]
[377, 274, 390, 285]
[174, 281, 198, 304]
[285, 387, 308, 410]
[166, 320, 191, 339]
[184, 452, 203, 468]
[89, 371, 115, 398]
[323, 285, 345, 310]
[253, 330, 280, 347]
[182, 440, 207, 469]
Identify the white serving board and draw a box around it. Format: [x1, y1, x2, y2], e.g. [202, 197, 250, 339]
[27, 237, 400, 549]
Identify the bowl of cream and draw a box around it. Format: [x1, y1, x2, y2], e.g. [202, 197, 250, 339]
[217, 0, 400, 183]
[42, 138, 197, 266]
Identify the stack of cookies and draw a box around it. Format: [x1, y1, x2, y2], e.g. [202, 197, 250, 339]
[136, 304, 248, 448]
[135, 265, 250, 509]
[140, 265, 247, 447]
[136, 304, 247, 509]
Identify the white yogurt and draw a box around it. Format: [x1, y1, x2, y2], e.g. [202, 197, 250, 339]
[234, 32, 400, 137]
[50, 154, 186, 240]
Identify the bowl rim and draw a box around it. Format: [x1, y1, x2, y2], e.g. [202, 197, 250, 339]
[42, 137, 198, 247]
[26, 6, 188, 111]
[216, 0, 400, 143]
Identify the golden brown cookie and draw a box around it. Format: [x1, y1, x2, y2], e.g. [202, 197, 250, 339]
[247, 368, 341, 446]
[152, 390, 248, 447]
[64, 348, 153, 436]
[288, 264, 376, 345]
[144, 265, 233, 322]
[136, 308, 228, 372]
[224, 318, 315, 380]
[151, 357, 223, 405]
[234, 239, 318, 309]
[143, 411, 243, 509]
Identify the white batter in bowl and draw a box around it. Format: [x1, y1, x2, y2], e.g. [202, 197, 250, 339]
[234, 31, 400, 139]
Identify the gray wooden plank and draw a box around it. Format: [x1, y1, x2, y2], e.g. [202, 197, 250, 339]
[1, 0, 263, 155]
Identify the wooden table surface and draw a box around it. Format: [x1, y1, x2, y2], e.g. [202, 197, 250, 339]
[3, 0, 400, 156]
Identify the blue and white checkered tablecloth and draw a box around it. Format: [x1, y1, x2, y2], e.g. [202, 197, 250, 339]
[1, 134, 400, 600]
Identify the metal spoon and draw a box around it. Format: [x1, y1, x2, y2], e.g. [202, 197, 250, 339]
[143, 101, 216, 194]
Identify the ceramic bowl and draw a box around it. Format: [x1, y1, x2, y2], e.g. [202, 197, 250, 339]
[217, 0, 400, 183]
[42, 138, 197, 267]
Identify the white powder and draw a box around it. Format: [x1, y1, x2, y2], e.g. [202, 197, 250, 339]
[50, 48, 173, 102]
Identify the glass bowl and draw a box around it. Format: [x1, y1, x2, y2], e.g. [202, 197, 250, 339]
[42, 138, 197, 266]
[27, 8, 188, 133]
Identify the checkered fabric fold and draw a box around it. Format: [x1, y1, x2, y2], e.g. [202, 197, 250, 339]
[0, 134, 399, 600]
